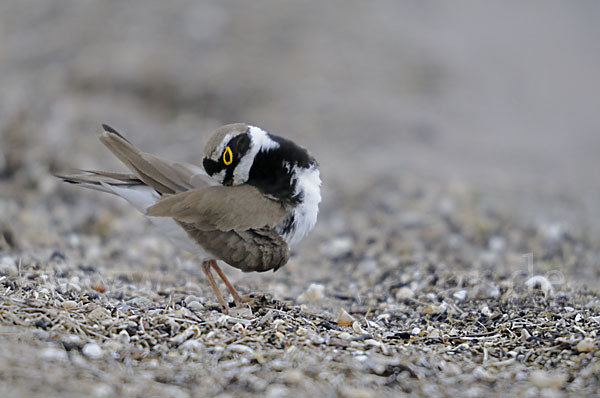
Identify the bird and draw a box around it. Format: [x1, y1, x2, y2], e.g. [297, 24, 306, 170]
[58, 123, 321, 313]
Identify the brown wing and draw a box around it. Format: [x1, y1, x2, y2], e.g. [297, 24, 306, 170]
[147, 184, 290, 272]
[146, 184, 287, 232]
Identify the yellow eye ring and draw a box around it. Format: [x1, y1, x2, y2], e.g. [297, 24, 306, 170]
[223, 146, 233, 165]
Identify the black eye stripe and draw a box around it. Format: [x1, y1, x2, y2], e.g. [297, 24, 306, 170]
[203, 158, 223, 175]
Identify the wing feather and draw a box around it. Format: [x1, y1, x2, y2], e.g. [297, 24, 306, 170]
[146, 184, 287, 232]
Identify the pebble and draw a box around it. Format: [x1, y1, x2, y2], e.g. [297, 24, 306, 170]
[265, 384, 288, 398]
[229, 306, 253, 319]
[298, 283, 326, 302]
[539, 222, 563, 242]
[471, 282, 500, 299]
[88, 307, 111, 321]
[422, 304, 445, 315]
[281, 369, 304, 384]
[82, 343, 103, 359]
[186, 301, 204, 311]
[525, 275, 554, 296]
[0, 256, 18, 276]
[529, 370, 566, 389]
[184, 295, 200, 305]
[339, 386, 377, 398]
[488, 236, 506, 252]
[181, 339, 203, 351]
[576, 338, 596, 353]
[229, 344, 254, 355]
[395, 286, 414, 301]
[480, 305, 492, 317]
[41, 347, 68, 361]
[428, 329, 440, 338]
[116, 329, 130, 344]
[321, 236, 353, 257]
[352, 321, 365, 334]
[337, 309, 355, 326]
[453, 289, 467, 301]
[62, 300, 79, 310]
[473, 366, 496, 382]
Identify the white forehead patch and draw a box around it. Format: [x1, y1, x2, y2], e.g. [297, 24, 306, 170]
[233, 126, 280, 185]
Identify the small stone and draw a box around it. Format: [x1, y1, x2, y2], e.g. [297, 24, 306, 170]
[229, 344, 254, 355]
[471, 282, 500, 299]
[539, 222, 563, 242]
[322, 236, 353, 258]
[422, 304, 445, 315]
[184, 295, 200, 305]
[473, 366, 496, 382]
[0, 256, 18, 276]
[395, 287, 414, 301]
[281, 369, 304, 384]
[296, 326, 310, 336]
[576, 338, 596, 353]
[265, 384, 288, 398]
[339, 386, 376, 398]
[453, 290, 467, 301]
[525, 275, 554, 296]
[298, 283, 326, 302]
[480, 305, 492, 317]
[91, 383, 114, 397]
[41, 347, 68, 361]
[488, 236, 506, 252]
[63, 300, 79, 310]
[352, 321, 365, 334]
[229, 306, 253, 319]
[181, 339, 203, 351]
[82, 343, 103, 359]
[186, 301, 204, 311]
[337, 309, 355, 327]
[88, 307, 110, 321]
[116, 330, 130, 344]
[529, 370, 566, 389]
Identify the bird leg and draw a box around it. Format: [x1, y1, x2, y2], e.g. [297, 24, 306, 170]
[209, 259, 244, 307]
[201, 260, 229, 313]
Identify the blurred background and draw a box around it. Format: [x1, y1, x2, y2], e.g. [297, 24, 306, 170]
[1, 1, 599, 236]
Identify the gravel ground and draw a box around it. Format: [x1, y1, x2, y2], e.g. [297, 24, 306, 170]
[1, 2, 599, 397]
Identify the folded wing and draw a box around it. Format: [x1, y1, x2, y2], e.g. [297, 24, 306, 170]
[147, 184, 290, 272]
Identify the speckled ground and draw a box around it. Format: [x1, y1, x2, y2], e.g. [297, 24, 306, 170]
[1, 2, 599, 397]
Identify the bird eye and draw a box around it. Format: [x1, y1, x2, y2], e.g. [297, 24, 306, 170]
[223, 146, 233, 165]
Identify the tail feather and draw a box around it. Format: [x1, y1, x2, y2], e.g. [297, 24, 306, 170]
[99, 125, 180, 194]
[57, 124, 217, 200]
[98, 124, 215, 194]
[56, 170, 144, 194]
